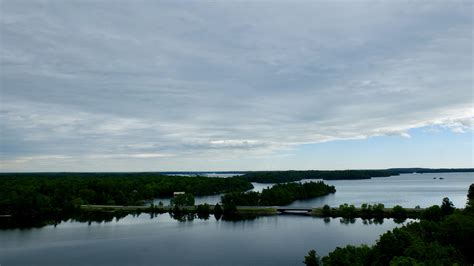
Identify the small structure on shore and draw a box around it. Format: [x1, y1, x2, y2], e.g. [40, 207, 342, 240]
[173, 192, 185, 196]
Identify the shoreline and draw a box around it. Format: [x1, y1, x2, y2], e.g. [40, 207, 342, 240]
[79, 204, 426, 219]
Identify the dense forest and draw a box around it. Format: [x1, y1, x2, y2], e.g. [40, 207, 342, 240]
[0, 173, 252, 220]
[242, 168, 474, 183]
[304, 184, 474, 265]
[221, 181, 336, 207]
[242, 170, 397, 183]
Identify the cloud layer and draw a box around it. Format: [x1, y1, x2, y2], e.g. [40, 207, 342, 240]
[1, 1, 472, 170]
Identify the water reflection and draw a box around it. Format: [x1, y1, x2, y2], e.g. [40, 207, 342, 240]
[3, 210, 415, 231]
[340, 217, 357, 224]
[0, 214, 413, 266]
[361, 217, 386, 225]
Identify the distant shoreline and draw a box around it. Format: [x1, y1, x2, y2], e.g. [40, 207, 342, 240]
[1, 167, 473, 174]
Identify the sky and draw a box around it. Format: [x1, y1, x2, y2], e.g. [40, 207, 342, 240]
[0, 0, 473, 172]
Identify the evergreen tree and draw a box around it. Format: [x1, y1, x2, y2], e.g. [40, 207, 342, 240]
[441, 197, 454, 216]
[303, 250, 320, 266]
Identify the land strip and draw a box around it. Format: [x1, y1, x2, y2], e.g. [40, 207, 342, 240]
[80, 205, 426, 219]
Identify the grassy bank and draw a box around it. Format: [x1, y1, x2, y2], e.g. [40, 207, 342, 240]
[80, 204, 278, 215]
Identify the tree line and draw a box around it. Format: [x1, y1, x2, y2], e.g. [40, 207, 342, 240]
[242, 168, 474, 183]
[0, 173, 253, 220]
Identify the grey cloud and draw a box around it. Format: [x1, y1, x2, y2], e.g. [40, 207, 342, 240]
[0, 0, 472, 170]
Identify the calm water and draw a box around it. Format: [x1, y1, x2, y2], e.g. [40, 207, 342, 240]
[154, 172, 473, 208]
[290, 172, 473, 208]
[1, 172, 472, 265]
[0, 214, 409, 266]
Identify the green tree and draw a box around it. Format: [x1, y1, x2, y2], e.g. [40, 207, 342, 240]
[392, 205, 407, 218]
[392, 205, 407, 223]
[441, 197, 454, 216]
[322, 245, 371, 266]
[170, 193, 195, 207]
[338, 203, 356, 218]
[467, 183, 474, 212]
[389, 256, 422, 265]
[360, 203, 372, 217]
[304, 249, 320, 266]
[196, 204, 211, 220]
[322, 204, 331, 216]
[222, 199, 237, 213]
[213, 203, 223, 221]
[421, 205, 441, 221]
[372, 203, 385, 217]
[214, 203, 223, 214]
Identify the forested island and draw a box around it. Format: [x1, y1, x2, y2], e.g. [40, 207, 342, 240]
[221, 181, 335, 207]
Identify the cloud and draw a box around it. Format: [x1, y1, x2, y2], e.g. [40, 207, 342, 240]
[0, 0, 472, 170]
[435, 116, 474, 134]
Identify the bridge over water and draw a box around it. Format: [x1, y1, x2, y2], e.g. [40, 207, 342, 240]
[275, 207, 313, 214]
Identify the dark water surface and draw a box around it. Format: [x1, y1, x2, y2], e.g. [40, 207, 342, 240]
[1, 172, 472, 265]
[0, 215, 409, 266]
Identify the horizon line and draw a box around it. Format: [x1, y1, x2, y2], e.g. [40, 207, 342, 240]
[1, 167, 473, 174]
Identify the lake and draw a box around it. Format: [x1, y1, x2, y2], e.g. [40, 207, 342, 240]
[1, 172, 472, 265]
[154, 172, 473, 208]
[289, 172, 473, 208]
[0, 214, 411, 266]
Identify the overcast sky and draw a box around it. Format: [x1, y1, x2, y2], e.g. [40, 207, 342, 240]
[1, 0, 472, 172]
